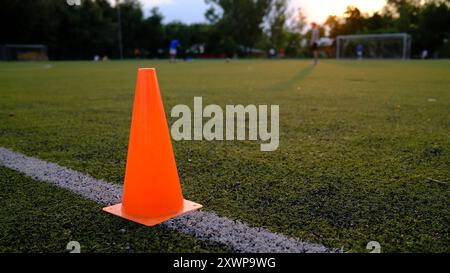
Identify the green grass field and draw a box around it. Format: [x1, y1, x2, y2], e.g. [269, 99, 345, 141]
[0, 60, 449, 253]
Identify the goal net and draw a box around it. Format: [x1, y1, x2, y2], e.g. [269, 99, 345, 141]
[336, 33, 411, 60]
[0, 44, 48, 61]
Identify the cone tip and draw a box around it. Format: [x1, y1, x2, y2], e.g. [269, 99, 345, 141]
[138, 68, 156, 71]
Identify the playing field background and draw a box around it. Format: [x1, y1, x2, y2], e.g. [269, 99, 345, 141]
[0, 60, 448, 252]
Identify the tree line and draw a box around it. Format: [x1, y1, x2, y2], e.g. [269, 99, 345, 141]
[0, 0, 449, 60]
[325, 0, 450, 58]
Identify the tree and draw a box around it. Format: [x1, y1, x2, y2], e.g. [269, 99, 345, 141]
[341, 6, 365, 35]
[117, 0, 144, 57]
[205, 0, 272, 55]
[2, 0, 449, 59]
[0, 0, 117, 60]
[140, 8, 164, 57]
[324, 15, 341, 39]
[267, 0, 289, 50]
[285, 8, 308, 57]
[416, 1, 450, 57]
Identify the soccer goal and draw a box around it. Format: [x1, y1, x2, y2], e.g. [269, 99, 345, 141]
[336, 33, 411, 60]
[0, 44, 48, 61]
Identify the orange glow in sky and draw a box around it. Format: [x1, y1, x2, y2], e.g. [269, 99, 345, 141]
[292, 0, 387, 23]
[139, 0, 388, 24]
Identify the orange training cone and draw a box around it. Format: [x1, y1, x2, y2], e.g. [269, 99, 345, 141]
[103, 68, 202, 226]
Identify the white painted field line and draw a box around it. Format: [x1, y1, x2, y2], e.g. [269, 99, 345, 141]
[0, 147, 337, 253]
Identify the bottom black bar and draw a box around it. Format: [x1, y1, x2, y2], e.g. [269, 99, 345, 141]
[0, 253, 446, 272]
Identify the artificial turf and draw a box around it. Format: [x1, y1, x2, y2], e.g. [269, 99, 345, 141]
[0, 166, 226, 253]
[0, 60, 449, 252]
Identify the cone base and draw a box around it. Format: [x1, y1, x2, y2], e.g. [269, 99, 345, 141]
[102, 199, 203, 227]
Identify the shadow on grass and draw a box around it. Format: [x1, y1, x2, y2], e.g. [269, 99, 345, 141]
[270, 64, 315, 91]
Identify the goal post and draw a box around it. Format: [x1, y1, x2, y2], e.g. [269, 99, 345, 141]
[0, 44, 48, 61]
[336, 33, 411, 60]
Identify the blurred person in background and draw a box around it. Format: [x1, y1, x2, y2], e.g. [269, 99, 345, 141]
[310, 23, 320, 65]
[357, 44, 364, 60]
[169, 39, 179, 63]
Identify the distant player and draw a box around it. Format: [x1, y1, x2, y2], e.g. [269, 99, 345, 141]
[269, 48, 276, 58]
[357, 44, 363, 60]
[169, 39, 179, 63]
[310, 23, 320, 65]
[421, 49, 428, 59]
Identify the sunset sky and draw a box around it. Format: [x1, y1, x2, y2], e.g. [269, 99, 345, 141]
[139, 0, 387, 24]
